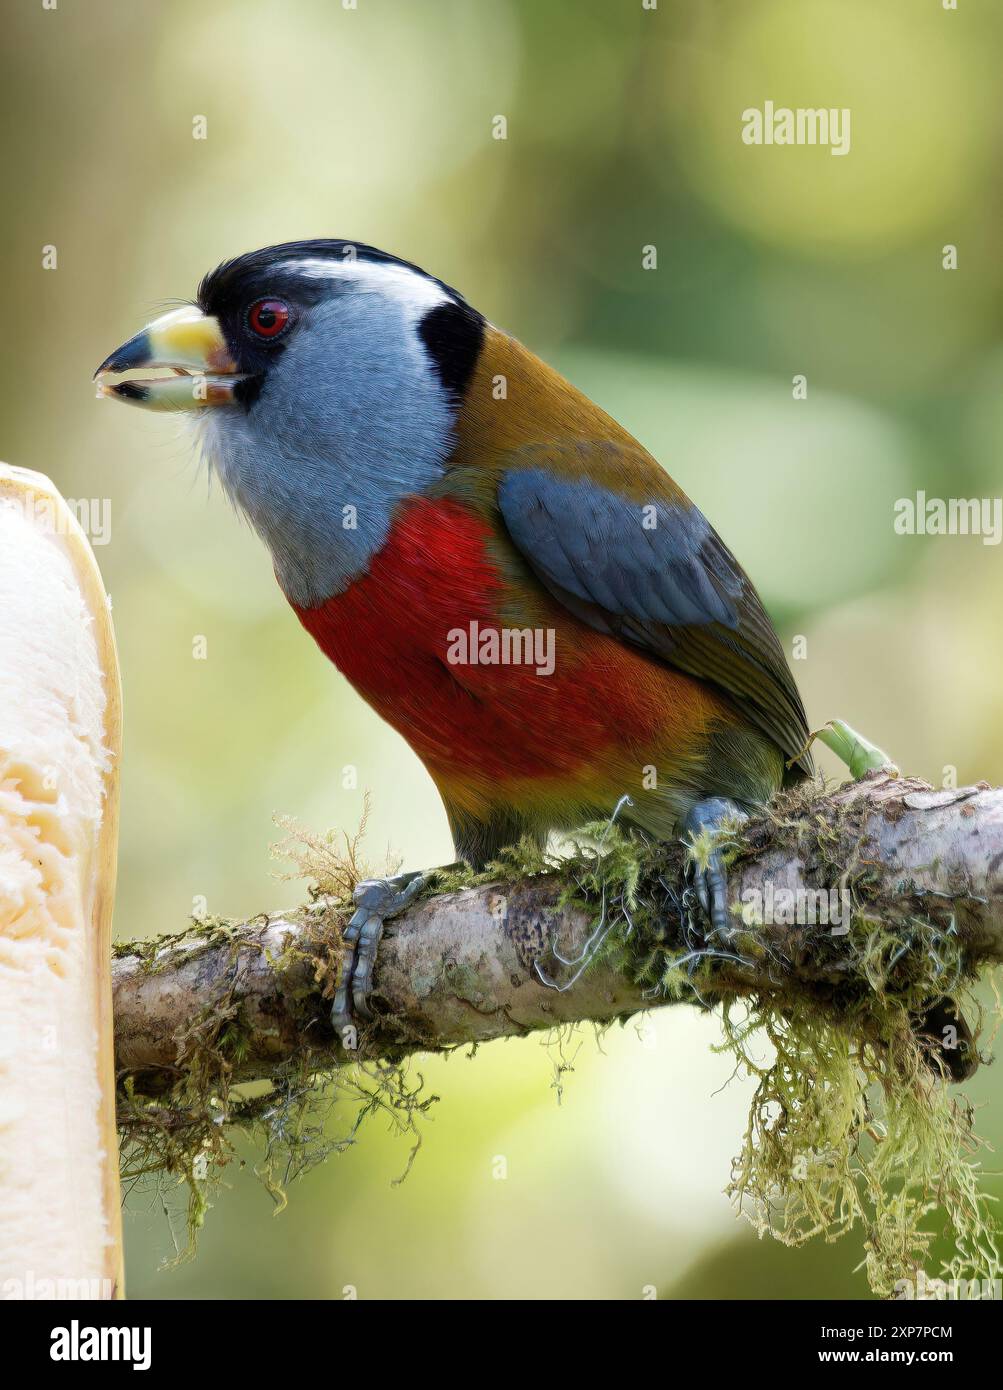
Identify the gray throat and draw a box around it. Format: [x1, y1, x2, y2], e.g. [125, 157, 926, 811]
[197, 299, 455, 608]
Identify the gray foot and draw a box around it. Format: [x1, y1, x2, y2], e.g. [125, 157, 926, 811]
[682, 798, 747, 942]
[332, 871, 425, 1047]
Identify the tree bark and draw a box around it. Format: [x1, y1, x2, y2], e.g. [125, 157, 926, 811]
[111, 772, 1003, 1097]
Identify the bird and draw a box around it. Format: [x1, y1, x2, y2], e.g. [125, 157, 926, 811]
[94, 238, 814, 1040]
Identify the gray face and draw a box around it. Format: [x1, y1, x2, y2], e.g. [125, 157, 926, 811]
[196, 256, 462, 608]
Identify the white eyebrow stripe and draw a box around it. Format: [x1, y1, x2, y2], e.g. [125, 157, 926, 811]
[278, 256, 450, 316]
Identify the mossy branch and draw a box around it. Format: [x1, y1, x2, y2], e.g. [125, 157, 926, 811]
[112, 771, 1003, 1092]
[111, 769, 1003, 1288]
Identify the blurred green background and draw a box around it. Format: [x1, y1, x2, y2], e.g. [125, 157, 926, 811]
[3, 0, 1001, 1298]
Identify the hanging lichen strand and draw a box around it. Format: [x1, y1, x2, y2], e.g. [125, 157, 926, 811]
[114, 781, 1000, 1295]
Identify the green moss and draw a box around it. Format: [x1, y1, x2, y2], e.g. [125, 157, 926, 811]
[569, 782, 1000, 1299]
[112, 914, 245, 974]
[117, 824, 436, 1266]
[119, 788, 1001, 1295]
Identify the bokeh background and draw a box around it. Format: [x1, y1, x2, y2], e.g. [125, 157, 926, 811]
[3, 0, 1002, 1299]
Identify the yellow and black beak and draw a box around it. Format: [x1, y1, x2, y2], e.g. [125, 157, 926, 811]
[93, 306, 247, 410]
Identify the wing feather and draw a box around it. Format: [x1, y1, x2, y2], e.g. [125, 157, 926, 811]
[497, 449, 812, 775]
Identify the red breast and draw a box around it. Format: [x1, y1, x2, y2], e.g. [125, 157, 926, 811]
[292, 494, 716, 791]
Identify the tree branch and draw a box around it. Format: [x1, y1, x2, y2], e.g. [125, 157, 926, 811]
[111, 772, 1003, 1097]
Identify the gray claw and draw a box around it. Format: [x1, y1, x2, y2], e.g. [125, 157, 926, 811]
[702, 851, 731, 941]
[682, 798, 747, 945]
[332, 872, 425, 1044]
[350, 871, 424, 923]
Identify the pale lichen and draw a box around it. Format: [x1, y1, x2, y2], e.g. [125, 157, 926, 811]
[117, 787, 1001, 1294]
[575, 781, 1001, 1299]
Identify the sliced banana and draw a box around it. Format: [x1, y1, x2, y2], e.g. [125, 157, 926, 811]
[0, 464, 123, 1300]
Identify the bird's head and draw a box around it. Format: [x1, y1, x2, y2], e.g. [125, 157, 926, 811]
[94, 240, 485, 605]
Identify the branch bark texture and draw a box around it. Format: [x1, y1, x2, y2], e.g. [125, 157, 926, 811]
[111, 773, 1003, 1096]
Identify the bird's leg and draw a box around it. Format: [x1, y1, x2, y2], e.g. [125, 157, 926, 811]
[331, 871, 425, 1049]
[682, 797, 748, 943]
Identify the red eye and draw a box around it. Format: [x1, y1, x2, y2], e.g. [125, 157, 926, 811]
[247, 298, 290, 339]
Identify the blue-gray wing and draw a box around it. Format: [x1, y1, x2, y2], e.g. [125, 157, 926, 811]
[497, 454, 812, 775]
